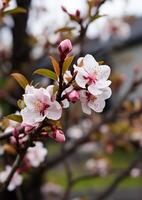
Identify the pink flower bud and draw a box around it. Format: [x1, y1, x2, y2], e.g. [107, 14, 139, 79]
[68, 90, 80, 103]
[58, 39, 72, 57]
[12, 128, 19, 138]
[50, 129, 65, 143]
[24, 125, 33, 134]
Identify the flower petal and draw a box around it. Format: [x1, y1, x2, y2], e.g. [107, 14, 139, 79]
[75, 72, 88, 88]
[62, 99, 70, 108]
[101, 87, 112, 100]
[81, 102, 92, 115]
[45, 101, 62, 120]
[95, 80, 111, 89]
[21, 108, 44, 126]
[88, 84, 102, 96]
[83, 54, 99, 73]
[96, 65, 111, 80]
[88, 98, 105, 113]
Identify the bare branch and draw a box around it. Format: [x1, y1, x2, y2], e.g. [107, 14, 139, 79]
[96, 148, 142, 200]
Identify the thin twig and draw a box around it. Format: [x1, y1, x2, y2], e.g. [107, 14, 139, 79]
[96, 148, 142, 200]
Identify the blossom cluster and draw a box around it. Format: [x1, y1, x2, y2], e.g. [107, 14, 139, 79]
[0, 142, 47, 191]
[21, 54, 111, 128]
[0, 39, 111, 191]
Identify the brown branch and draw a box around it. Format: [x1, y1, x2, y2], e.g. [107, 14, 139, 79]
[96, 148, 142, 200]
[0, 154, 23, 191]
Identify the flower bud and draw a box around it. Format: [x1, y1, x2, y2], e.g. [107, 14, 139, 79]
[68, 90, 80, 103]
[58, 39, 72, 58]
[50, 129, 65, 143]
[24, 125, 33, 134]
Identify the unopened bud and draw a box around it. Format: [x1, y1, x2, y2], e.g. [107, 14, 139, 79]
[58, 39, 72, 58]
[50, 129, 65, 143]
[68, 90, 80, 103]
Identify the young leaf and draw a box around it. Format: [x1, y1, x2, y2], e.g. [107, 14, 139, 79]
[17, 99, 25, 109]
[11, 73, 29, 89]
[34, 69, 57, 80]
[6, 114, 22, 123]
[62, 56, 74, 74]
[55, 27, 75, 33]
[91, 14, 106, 22]
[3, 7, 26, 16]
[50, 56, 60, 77]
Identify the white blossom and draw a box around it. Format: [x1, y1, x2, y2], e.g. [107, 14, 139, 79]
[74, 54, 111, 96]
[79, 87, 111, 115]
[26, 142, 47, 167]
[0, 166, 23, 191]
[21, 85, 62, 126]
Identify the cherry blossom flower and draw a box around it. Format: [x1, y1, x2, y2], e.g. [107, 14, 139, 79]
[74, 54, 111, 96]
[21, 85, 62, 127]
[79, 87, 111, 114]
[0, 166, 23, 191]
[100, 18, 131, 41]
[26, 142, 47, 167]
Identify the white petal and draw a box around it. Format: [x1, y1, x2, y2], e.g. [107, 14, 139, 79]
[45, 85, 54, 96]
[81, 102, 92, 115]
[88, 84, 102, 96]
[84, 54, 99, 69]
[23, 94, 35, 109]
[75, 72, 87, 88]
[25, 85, 35, 94]
[21, 108, 44, 126]
[96, 65, 111, 80]
[95, 80, 111, 89]
[45, 101, 62, 120]
[88, 98, 105, 113]
[62, 99, 70, 108]
[101, 87, 112, 100]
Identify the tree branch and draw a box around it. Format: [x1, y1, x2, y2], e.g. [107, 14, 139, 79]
[96, 148, 142, 200]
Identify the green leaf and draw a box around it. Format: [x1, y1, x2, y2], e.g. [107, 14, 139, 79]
[11, 73, 29, 89]
[17, 99, 25, 109]
[55, 27, 75, 33]
[53, 85, 59, 94]
[6, 114, 22, 123]
[3, 7, 26, 16]
[91, 14, 107, 22]
[50, 56, 60, 77]
[62, 56, 74, 74]
[34, 69, 57, 80]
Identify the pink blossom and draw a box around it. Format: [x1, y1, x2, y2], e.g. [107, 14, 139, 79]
[58, 39, 72, 56]
[0, 166, 23, 191]
[74, 54, 111, 96]
[79, 87, 111, 115]
[68, 90, 80, 103]
[21, 85, 62, 127]
[26, 142, 47, 167]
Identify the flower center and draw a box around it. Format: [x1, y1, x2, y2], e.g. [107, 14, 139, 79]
[35, 101, 49, 116]
[84, 73, 97, 85]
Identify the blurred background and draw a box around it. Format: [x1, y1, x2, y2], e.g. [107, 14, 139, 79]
[0, 0, 142, 200]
